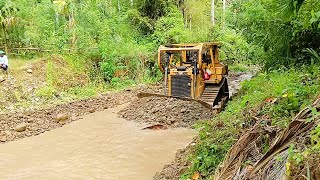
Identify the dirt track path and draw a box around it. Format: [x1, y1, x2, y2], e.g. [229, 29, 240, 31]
[0, 105, 196, 180]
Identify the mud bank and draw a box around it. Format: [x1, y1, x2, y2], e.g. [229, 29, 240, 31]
[0, 83, 167, 144]
[154, 139, 197, 180]
[0, 105, 196, 180]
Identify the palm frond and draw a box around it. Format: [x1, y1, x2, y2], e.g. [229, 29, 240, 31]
[304, 48, 320, 61]
[214, 95, 320, 179]
[1, 16, 18, 27]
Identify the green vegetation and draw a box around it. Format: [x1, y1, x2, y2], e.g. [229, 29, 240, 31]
[229, 0, 320, 69]
[177, 0, 320, 178]
[0, 0, 267, 110]
[0, 56, 138, 112]
[1, 0, 318, 84]
[182, 67, 320, 179]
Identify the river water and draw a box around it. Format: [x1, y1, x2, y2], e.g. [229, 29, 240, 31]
[0, 105, 195, 180]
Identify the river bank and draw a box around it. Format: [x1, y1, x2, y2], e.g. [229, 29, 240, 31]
[0, 71, 252, 144]
[0, 105, 196, 180]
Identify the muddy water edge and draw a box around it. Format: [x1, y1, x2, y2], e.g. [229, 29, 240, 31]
[0, 105, 196, 180]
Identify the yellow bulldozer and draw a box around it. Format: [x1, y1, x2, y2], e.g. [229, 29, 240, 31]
[139, 42, 229, 111]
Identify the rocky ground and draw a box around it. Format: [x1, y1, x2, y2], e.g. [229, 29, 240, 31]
[119, 97, 214, 128]
[0, 91, 133, 143]
[0, 84, 162, 144]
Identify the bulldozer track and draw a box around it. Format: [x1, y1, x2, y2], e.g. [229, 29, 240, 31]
[200, 86, 221, 104]
[200, 77, 229, 110]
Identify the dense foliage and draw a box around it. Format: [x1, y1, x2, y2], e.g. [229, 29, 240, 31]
[1, 0, 318, 76]
[0, 0, 176, 82]
[182, 66, 320, 179]
[229, 0, 320, 69]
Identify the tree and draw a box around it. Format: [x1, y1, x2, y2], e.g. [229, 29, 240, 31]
[211, 0, 215, 26]
[222, 0, 226, 28]
[0, 0, 18, 53]
[53, 0, 77, 50]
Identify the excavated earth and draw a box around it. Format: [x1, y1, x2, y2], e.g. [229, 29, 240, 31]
[119, 71, 253, 129]
[119, 97, 214, 128]
[0, 91, 133, 143]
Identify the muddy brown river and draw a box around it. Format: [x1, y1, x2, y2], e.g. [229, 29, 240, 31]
[0, 104, 196, 180]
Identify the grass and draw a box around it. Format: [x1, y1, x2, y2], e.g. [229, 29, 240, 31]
[181, 66, 320, 179]
[0, 55, 155, 113]
[228, 61, 260, 73]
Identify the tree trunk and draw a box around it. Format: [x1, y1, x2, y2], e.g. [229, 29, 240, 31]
[189, 14, 192, 31]
[69, 11, 77, 50]
[1, 24, 8, 54]
[185, 13, 188, 28]
[118, 0, 121, 11]
[222, 0, 226, 29]
[211, 0, 215, 26]
[55, 12, 59, 28]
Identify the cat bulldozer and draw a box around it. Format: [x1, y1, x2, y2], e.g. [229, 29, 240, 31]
[138, 42, 229, 111]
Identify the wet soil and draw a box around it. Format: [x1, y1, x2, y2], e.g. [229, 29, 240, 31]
[154, 139, 197, 180]
[119, 97, 214, 128]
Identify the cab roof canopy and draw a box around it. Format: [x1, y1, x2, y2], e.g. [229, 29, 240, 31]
[159, 42, 220, 52]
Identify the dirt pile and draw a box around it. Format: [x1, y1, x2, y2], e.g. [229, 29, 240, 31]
[118, 97, 214, 128]
[118, 71, 254, 128]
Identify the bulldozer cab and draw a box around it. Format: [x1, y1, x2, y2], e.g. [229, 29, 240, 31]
[157, 42, 229, 110]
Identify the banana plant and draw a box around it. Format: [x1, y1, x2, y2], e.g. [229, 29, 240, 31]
[53, 0, 77, 50]
[305, 48, 320, 62]
[0, 0, 18, 53]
